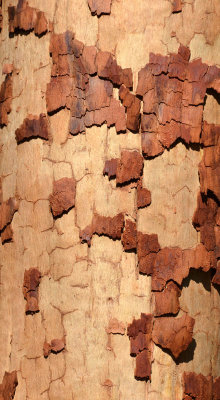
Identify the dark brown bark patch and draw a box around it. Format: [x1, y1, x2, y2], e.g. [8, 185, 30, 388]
[15, 114, 49, 143]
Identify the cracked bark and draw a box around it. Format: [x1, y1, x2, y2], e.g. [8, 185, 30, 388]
[0, 1, 219, 400]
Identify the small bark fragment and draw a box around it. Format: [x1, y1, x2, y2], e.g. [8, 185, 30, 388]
[85, 98, 126, 133]
[172, 0, 182, 13]
[34, 11, 48, 36]
[135, 350, 152, 380]
[116, 150, 143, 185]
[141, 132, 164, 159]
[127, 314, 153, 380]
[154, 281, 181, 316]
[136, 65, 155, 97]
[8, 1, 49, 35]
[0, 371, 18, 400]
[86, 76, 113, 111]
[122, 220, 137, 251]
[119, 84, 140, 131]
[103, 158, 118, 179]
[152, 247, 188, 291]
[0, 74, 13, 127]
[137, 232, 160, 275]
[46, 76, 73, 114]
[199, 122, 220, 202]
[81, 46, 97, 75]
[137, 179, 151, 209]
[183, 244, 216, 272]
[183, 372, 213, 400]
[213, 377, 220, 400]
[15, 114, 49, 143]
[80, 213, 124, 245]
[44, 339, 65, 357]
[0, 198, 18, 232]
[49, 177, 76, 217]
[96, 52, 132, 88]
[88, 0, 112, 16]
[23, 268, 41, 314]
[93, 213, 124, 239]
[152, 314, 195, 359]
[193, 193, 217, 252]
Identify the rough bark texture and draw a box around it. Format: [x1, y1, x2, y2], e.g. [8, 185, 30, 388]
[0, 1, 219, 399]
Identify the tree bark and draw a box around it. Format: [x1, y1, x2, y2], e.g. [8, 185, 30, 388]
[0, 1, 219, 399]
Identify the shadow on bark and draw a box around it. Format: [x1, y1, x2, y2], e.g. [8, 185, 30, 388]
[182, 268, 212, 292]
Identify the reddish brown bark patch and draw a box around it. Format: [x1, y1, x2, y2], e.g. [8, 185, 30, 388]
[137, 179, 151, 209]
[183, 244, 216, 273]
[137, 232, 160, 275]
[49, 177, 76, 218]
[81, 46, 97, 75]
[103, 150, 143, 184]
[127, 314, 153, 380]
[141, 132, 164, 158]
[43, 339, 65, 357]
[85, 97, 126, 133]
[86, 76, 113, 111]
[47, 33, 125, 134]
[122, 220, 137, 251]
[183, 372, 213, 400]
[15, 114, 49, 143]
[46, 76, 73, 114]
[0, 74, 13, 127]
[152, 247, 187, 291]
[172, 0, 182, 13]
[152, 314, 195, 359]
[119, 84, 140, 131]
[96, 52, 132, 88]
[136, 65, 155, 97]
[136, 45, 220, 158]
[0, 371, 18, 400]
[93, 213, 124, 240]
[47, 32, 131, 134]
[80, 213, 124, 245]
[199, 122, 220, 202]
[193, 193, 217, 252]
[8, 1, 49, 36]
[154, 281, 181, 316]
[213, 377, 220, 400]
[88, 0, 112, 16]
[0, 198, 18, 232]
[23, 268, 41, 314]
[116, 150, 143, 185]
[135, 350, 152, 380]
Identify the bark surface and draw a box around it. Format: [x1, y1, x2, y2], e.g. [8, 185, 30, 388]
[0, 1, 219, 399]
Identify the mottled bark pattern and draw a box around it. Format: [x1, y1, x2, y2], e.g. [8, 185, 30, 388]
[0, 1, 219, 399]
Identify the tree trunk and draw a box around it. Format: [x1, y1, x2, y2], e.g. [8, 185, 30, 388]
[0, 1, 219, 399]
